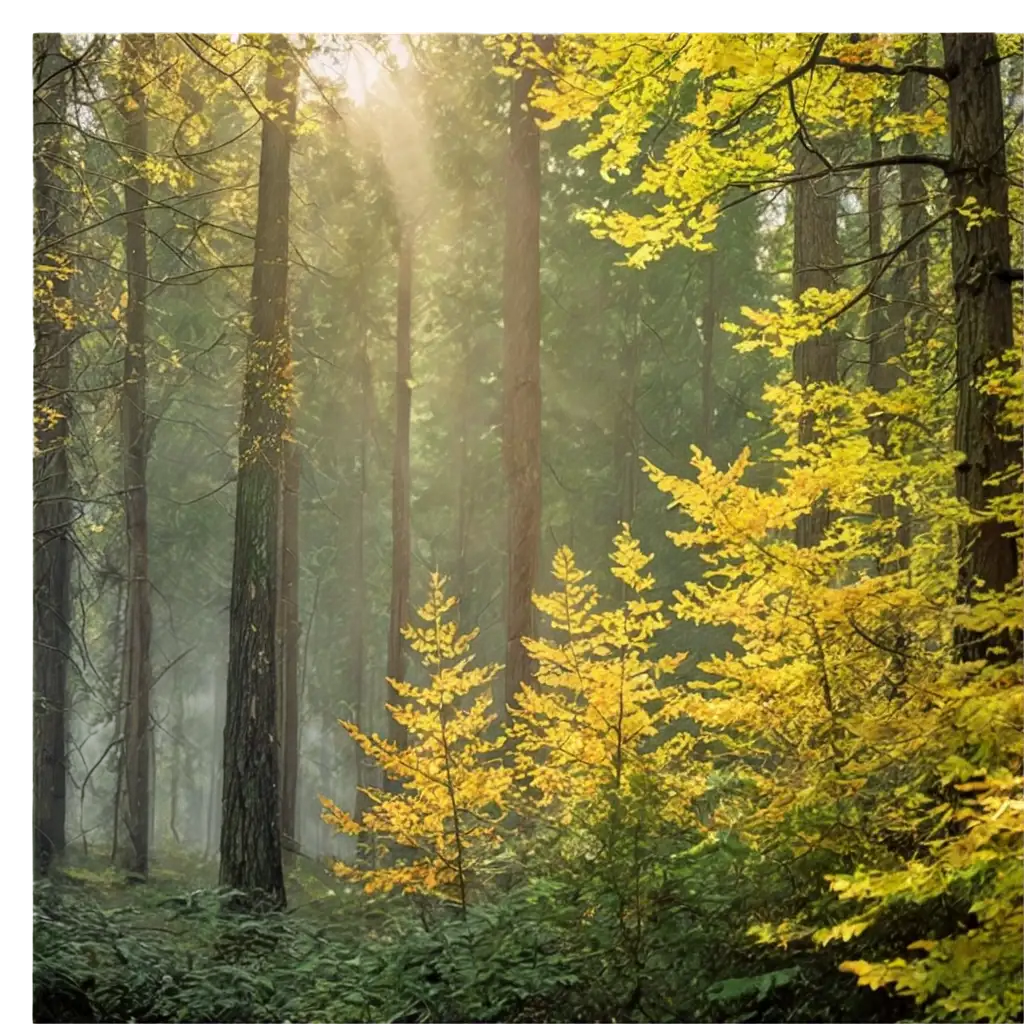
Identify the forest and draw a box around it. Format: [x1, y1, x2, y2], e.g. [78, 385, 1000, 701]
[31, 31, 1022, 1024]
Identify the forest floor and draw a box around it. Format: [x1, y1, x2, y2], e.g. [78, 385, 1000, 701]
[51, 846, 340, 914]
[34, 846, 912, 1024]
[33, 848, 376, 1024]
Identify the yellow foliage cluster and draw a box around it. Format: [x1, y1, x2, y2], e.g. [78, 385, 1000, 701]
[321, 573, 511, 907]
[523, 34, 946, 263]
[324, 532, 706, 906]
[641, 298, 1022, 1018]
[509, 527, 703, 828]
[325, 293, 1021, 1015]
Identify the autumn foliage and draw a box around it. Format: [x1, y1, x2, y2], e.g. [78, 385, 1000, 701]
[327, 318, 1022, 1020]
[321, 575, 511, 908]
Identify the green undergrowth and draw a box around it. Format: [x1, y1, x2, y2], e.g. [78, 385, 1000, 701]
[33, 845, 916, 1023]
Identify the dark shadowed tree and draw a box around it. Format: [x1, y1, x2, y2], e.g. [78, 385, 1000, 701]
[220, 37, 299, 907]
[117, 32, 155, 877]
[387, 224, 413, 756]
[33, 31, 73, 876]
[353, 331, 374, 825]
[502, 44, 545, 710]
[943, 32, 1022, 663]
[792, 138, 840, 549]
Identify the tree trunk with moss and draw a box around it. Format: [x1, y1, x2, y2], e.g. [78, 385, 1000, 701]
[220, 38, 298, 908]
[943, 33, 1022, 663]
[502, 50, 545, 709]
[792, 138, 840, 549]
[118, 32, 155, 878]
[387, 225, 413, 759]
[33, 31, 73, 877]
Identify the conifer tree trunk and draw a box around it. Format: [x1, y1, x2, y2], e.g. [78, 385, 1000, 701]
[169, 680, 183, 844]
[118, 32, 154, 877]
[277, 438, 300, 855]
[792, 138, 840, 549]
[502, 47, 545, 709]
[318, 711, 335, 860]
[205, 670, 224, 859]
[864, 136, 903, 534]
[33, 32, 73, 876]
[220, 37, 298, 907]
[700, 252, 717, 459]
[387, 225, 413, 756]
[455, 331, 473, 607]
[611, 302, 641, 605]
[871, 44, 931, 571]
[613, 293, 641, 533]
[354, 335, 373, 824]
[892, 38, 931, 350]
[453, 228, 475, 626]
[942, 33, 1022, 662]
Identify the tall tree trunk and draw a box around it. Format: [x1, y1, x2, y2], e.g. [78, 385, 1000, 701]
[865, 139, 913, 577]
[891, 37, 931, 352]
[205, 670, 224, 860]
[455, 331, 473, 608]
[319, 707, 337, 861]
[33, 32, 73, 877]
[700, 252, 717, 460]
[277, 437, 300, 856]
[354, 335, 373, 825]
[108, 574, 126, 861]
[942, 33, 1022, 663]
[865, 137, 894, 503]
[148, 708, 157, 853]
[118, 33, 154, 877]
[792, 138, 841, 549]
[613, 295, 641, 531]
[872, 41, 933, 575]
[169, 679, 183, 845]
[220, 37, 298, 908]
[387, 225, 413, 755]
[502, 47, 545, 710]
[611, 298, 642, 604]
[452, 331, 480, 715]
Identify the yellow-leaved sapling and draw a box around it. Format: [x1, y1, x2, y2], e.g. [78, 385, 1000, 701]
[508, 528, 708, 980]
[321, 573, 511, 912]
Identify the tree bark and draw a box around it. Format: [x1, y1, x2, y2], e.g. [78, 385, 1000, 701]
[387, 225, 413, 758]
[33, 32, 73, 877]
[613, 291, 641, 531]
[890, 36, 931, 361]
[277, 437, 300, 856]
[864, 135, 901, 534]
[792, 138, 841, 549]
[502, 48, 545, 710]
[354, 334, 374, 825]
[869, 48, 929, 570]
[169, 680, 183, 845]
[455, 331, 473, 608]
[610, 297, 642, 604]
[220, 37, 298, 908]
[700, 252, 717, 460]
[205, 670, 224, 860]
[942, 33, 1022, 663]
[118, 32, 154, 877]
